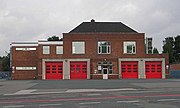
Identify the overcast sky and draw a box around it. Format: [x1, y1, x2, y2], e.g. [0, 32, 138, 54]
[0, 0, 180, 56]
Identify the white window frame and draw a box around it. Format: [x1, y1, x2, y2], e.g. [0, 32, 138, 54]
[98, 41, 111, 54]
[56, 46, 63, 54]
[72, 41, 85, 54]
[123, 41, 136, 54]
[16, 67, 36, 70]
[43, 46, 50, 54]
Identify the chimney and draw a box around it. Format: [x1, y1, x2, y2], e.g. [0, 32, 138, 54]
[91, 19, 95, 23]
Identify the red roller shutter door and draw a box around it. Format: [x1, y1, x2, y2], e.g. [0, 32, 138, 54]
[145, 61, 162, 79]
[45, 62, 63, 80]
[121, 61, 138, 79]
[70, 61, 87, 79]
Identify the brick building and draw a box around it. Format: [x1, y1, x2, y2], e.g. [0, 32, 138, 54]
[11, 20, 169, 80]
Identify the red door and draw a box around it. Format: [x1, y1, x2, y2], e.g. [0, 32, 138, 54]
[70, 61, 87, 79]
[46, 62, 63, 80]
[121, 61, 138, 79]
[145, 61, 162, 79]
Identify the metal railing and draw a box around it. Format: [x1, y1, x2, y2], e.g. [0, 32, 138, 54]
[0, 71, 11, 80]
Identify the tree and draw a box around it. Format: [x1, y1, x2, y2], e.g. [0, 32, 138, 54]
[174, 35, 180, 62]
[162, 35, 180, 63]
[2, 53, 10, 71]
[47, 36, 62, 41]
[162, 37, 174, 63]
[153, 47, 159, 54]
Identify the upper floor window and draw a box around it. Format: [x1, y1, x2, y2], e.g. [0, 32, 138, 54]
[98, 41, 111, 54]
[123, 41, 136, 54]
[72, 42, 85, 54]
[43, 46, 50, 54]
[56, 46, 63, 54]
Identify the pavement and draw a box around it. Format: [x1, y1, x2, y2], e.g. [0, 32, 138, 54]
[0, 79, 180, 108]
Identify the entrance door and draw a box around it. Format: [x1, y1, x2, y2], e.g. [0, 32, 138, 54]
[103, 67, 108, 79]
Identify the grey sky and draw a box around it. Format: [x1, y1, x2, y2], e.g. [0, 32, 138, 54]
[0, 0, 180, 56]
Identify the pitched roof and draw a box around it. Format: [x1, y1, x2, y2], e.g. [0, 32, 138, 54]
[69, 19, 138, 33]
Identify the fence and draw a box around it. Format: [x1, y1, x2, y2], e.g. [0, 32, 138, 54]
[169, 70, 180, 79]
[0, 71, 11, 80]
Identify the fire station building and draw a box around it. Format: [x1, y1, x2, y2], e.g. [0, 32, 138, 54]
[11, 20, 169, 80]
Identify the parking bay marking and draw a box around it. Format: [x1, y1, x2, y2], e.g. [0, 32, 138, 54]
[87, 93, 101, 96]
[39, 104, 62, 107]
[3, 105, 24, 108]
[117, 100, 140, 103]
[157, 99, 179, 102]
[79, 102, 101, 105]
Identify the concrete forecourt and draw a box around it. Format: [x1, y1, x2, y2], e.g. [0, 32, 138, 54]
[0, 79, 180, 108]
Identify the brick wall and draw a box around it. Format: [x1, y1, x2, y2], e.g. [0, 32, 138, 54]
[63, 33, 146, 59]
[170, 64, 180, 70]
[11, 46, 38, 80]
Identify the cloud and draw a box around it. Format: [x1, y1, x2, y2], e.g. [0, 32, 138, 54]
[0, 0, 180, 55]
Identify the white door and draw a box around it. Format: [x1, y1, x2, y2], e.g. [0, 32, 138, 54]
[103, 68, 108, 79]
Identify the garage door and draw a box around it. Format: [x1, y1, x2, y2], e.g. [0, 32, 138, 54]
[145, 61, 162, 79]
[121, 61, 138, 79]
[70, 61, 87, 79]
[45, 62, 63, 80]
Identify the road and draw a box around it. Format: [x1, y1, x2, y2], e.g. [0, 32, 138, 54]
[0, 79, 180, 108]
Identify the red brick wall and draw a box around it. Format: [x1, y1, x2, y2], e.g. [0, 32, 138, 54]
[38, 44, 63, 59]
[11, 46, 38, 79]
[63, 33, 146, 59]
[37, 44, 63, 78]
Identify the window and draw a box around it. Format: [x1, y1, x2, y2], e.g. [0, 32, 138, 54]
[43, 46, 50, 54]
[109, 65, 113, 74]
[123, 41, 136, 54]
[98, 66, 102, 74]
[72, 42, 85, 54]
[56, 46, 63, 54]
[98, 41, 111, 54]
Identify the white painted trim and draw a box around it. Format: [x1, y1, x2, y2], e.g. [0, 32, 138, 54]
[11, 43, 38, 46]
[38, 41, 63, 45]
[16, 48, 36, 51]
[16, 67, 36, 70]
